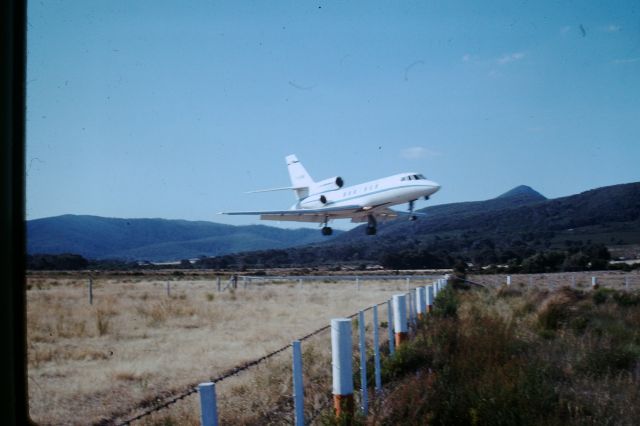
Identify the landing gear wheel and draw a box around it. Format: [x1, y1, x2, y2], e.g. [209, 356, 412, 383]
[366, 226, 377, 236]
[322, 226, 333, 236]
[410, 215, 417, 221]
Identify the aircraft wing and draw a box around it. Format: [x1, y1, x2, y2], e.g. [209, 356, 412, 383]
[220, 205, 364, 223]
[350, 208, 427, 223]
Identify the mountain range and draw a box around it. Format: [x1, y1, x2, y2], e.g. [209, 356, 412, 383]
[27, 182, 640, 264]
[27, 215, 340, 261]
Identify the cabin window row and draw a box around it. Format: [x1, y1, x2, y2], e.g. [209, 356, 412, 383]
[343, 184, 379, 197]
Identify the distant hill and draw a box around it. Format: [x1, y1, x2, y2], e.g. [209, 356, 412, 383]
[27, 215, 340, 261]
[495, 185, 546, 201]
[194, 182, 640, 268]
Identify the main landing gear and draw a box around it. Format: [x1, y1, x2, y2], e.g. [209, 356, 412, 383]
[408, 199, 417, 221]
[321, 216, 333, 236]
[366, 214, 377, 235]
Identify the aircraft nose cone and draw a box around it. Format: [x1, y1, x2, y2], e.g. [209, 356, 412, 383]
[431, 181, 441, 193]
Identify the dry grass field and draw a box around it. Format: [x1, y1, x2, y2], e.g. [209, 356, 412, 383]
[26, 272, 414, 425]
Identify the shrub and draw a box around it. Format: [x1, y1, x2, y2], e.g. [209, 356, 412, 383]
[497, 285, 523, 298]
[433, 285, 459, 319]
[381, 343, 430, 383]
[578, 344, 640, 376]
[592, 288, 614, 305]
[613, 291, 640, 307]
[537, 287, 583, 331]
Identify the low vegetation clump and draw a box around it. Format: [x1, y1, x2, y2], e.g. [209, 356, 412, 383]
[371, 286, 640, 425]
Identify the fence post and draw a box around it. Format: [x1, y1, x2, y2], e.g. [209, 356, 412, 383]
[331, 318, 354, 420]
[405, 277, 410, 291]
[392, 294, 408, 347]
[358, 310, 368, 415]
[412, 288, 418, 321]
[433, 282, 438, 299]
[372, 305, 382, 393]
[592, 276, 598, 288]
[416, 287, 425, 320]
[216, 277, 221, 292]
[625, 276, 629, 290]
[356, 276, 360, 291]
[88, 276, 93, 305]
[406, 291, 413, 329]
[166, 281, 171, 297]
[298, 278, 302, 290]
[506, 275, 511, 286]
[387, 299, 395, 355]
[292, 340, 304, 426]
[426, 285, 433, 313]
[198, 382, 219, 426]
[409, 291, 418, 328]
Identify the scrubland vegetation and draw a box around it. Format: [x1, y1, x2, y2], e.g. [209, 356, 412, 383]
[364, 278, 640, 425]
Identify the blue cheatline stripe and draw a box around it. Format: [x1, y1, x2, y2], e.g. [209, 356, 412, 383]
[321, 184, 435, 207]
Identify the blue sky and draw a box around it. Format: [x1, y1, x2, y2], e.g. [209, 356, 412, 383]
[27, 1, 640, 230]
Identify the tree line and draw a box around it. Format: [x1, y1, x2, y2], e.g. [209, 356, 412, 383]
[26, 240, 636, 273]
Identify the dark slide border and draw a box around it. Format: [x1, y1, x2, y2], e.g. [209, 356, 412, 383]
[1, 0, 28, 423]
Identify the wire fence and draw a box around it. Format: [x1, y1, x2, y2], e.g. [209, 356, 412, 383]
[103, 281, 406, 426]
[90, 272, 638, 425]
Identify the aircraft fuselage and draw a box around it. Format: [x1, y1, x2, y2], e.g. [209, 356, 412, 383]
[295, 173, 440, 215]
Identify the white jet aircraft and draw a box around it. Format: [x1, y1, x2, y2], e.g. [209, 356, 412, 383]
[220, 154, 441, 236]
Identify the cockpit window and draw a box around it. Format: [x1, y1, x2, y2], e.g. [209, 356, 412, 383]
[402, 174, 427, 181]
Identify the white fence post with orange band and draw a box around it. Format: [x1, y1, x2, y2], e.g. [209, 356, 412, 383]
[331, 318, 354, 419]
[392, 294, 408, 347]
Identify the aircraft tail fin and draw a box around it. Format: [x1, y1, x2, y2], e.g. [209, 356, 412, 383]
[286, 154, 314, 200]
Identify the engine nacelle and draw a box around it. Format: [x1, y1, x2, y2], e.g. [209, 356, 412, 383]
[300, 194, 328, 209]
[310, 176, 344, 194]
